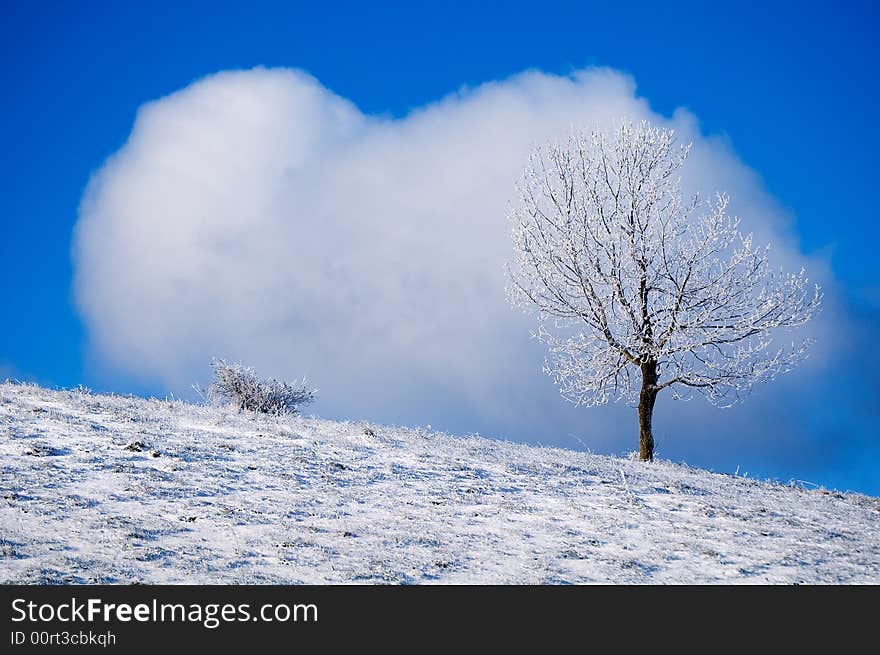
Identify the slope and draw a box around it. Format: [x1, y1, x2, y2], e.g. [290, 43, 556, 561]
[1, 382, 877, 583]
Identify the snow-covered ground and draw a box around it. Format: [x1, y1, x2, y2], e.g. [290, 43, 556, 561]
[1, 381, 877, 584]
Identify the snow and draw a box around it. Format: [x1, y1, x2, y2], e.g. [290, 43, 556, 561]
[1, 381, 877, 584]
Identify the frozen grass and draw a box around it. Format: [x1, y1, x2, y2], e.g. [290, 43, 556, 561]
[1, 381, 877, 584]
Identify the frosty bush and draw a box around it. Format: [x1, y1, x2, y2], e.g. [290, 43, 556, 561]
[208, 359, 316, 416]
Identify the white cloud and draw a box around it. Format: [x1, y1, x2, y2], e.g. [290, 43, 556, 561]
[73, 66, 838, 464]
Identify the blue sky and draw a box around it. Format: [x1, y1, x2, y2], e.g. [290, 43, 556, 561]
[2, 1, 878, 493]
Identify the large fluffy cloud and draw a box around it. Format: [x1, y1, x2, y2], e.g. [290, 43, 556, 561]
[75, 67, 863, 485]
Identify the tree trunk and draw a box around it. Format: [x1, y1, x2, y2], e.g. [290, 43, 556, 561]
[638, 360, 658, 461]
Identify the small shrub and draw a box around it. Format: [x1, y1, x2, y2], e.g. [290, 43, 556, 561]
[208, 359, 316, 416]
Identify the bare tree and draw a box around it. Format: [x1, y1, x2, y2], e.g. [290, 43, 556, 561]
[506, 121, 821, 461]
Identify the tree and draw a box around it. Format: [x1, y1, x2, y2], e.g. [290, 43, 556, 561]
[506, 120, 821, 461]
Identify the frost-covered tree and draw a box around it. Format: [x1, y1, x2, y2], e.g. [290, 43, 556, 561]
[507, 121, 821, 461]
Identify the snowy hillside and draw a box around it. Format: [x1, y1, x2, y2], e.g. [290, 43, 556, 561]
[1, 381, 878, 584]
